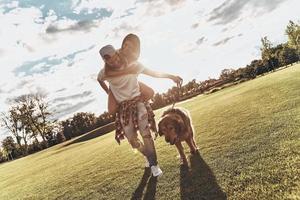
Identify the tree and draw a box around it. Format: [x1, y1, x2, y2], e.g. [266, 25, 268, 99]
[13, 92, 55, 145]
[219, 69, 235, 81]
[56, 131, 66, 143]
[33, 93, 56, 143]
[71, 112, 96, 136]
[1, 107, 22, 147]
[277, 45, 298, 66]
[0, 150, 5, 163]
[250, 59, 267, 76]
[1, 92, 56, 156]
[1, 136, 16, 160]
[60, 112, 97, 140]
[61, 119, 73, 140]
[152, 93, 165, 109]
[261, 36, 277, 70]
[184, 79, 197, 91]
[1, 106, 34, 155]
[14, 94, 43, 142]
[285, 20, 300, 61]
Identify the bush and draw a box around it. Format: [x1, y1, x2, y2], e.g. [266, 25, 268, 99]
[27, 141, 42, 154]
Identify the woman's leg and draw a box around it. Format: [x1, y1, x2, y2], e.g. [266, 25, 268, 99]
[136, 102, 158, 167]
[139, 82, 154, 102]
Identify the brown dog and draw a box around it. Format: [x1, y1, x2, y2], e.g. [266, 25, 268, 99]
[158, 108, 198, 165]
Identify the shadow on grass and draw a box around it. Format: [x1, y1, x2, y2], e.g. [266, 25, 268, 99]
[180, 151, 227, 200]
[131, 167, 158, 200]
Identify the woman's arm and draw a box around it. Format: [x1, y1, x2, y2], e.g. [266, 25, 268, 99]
[142, 68, 183, 86]
[104, 62, 141, 77]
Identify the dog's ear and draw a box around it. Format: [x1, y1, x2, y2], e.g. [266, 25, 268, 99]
[157, 118, 164, 136]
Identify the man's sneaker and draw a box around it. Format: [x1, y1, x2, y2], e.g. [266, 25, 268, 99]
[151, 165, 163, 177]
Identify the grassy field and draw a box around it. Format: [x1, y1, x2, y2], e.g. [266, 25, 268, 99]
[1, 64, 300, 200]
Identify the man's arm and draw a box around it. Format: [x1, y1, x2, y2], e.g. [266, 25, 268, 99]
[98, 79, 109, 94]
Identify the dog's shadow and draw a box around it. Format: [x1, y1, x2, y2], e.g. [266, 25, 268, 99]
[131, 168, 158, 200]
[180, 151, 227, 200]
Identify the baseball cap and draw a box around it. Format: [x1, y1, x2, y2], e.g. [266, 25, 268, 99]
[99, 45, 116, 59]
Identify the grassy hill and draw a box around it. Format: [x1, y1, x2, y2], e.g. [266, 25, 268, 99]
[0, 64, 300, 200]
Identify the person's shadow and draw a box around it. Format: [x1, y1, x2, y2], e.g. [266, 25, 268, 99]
[180, 151, 227, 200]
[131, 168, 158, 200]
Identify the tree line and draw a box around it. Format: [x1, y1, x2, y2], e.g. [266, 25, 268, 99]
[0, 93, 115, 162]
[153, 21, 299, 108]
[0, 20, 299, 163]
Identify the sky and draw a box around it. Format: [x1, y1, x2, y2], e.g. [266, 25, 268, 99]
[0, 0, 299, 141]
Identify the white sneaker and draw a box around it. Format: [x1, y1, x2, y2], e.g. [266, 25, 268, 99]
[151, 165, 163, 177]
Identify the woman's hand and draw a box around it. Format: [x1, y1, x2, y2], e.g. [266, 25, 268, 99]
[170, 75, 183, 87]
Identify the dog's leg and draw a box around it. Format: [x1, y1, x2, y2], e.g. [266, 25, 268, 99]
[188, 123, 199, 153]
[186, 137, 198, 154]
[191, 137, 199, 153]
[192, 137, 198, 150]
[186, 119, 198, 151]
[175, 142, 188, 166]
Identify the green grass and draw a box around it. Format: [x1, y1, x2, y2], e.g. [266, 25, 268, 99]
[1, 64, 300, 200]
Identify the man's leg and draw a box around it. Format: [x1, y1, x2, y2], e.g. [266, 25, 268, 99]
[137, 102, 158, 167]
[121, 115, 147, 156]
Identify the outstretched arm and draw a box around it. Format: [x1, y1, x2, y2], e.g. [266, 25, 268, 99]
[142, 68, 183, 86]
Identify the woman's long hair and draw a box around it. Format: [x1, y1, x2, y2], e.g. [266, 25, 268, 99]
[121, 33, 140, 63]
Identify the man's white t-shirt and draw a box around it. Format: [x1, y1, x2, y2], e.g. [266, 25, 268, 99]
[98, 62, 145, 103]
